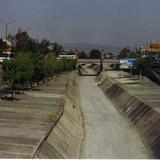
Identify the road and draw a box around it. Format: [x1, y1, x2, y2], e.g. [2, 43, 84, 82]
[79, 76, 150, 159]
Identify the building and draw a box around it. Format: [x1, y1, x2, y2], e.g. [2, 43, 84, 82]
[0, 39, 14, 63]
[141, 43, 160, 60]
[57, 54, 78, 60]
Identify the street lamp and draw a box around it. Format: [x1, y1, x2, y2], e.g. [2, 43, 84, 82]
[0, 20, 15, 40]
[5, 21, 15, 40]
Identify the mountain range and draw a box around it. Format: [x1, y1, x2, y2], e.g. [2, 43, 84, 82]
[62, 43, 122, 53]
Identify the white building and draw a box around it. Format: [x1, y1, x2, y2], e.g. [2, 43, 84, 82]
[57, 54, 77, 59]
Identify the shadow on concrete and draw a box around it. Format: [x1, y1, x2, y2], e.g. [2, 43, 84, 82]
[78, 65, 100, 77]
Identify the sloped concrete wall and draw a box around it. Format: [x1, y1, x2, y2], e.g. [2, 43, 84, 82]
[89, 64, 100, 73]
[97, 74, 160, 158]
[35, 72, 83, 159]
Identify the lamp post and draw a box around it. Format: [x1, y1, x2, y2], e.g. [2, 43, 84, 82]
[0, 25, 2, 38]
[0, 20, 15, 40]
[5, 21, 15, 40]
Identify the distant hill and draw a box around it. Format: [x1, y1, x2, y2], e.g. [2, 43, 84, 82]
[62, 43, 122, 53]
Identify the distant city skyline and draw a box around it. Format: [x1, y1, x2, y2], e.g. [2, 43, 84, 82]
[0, 0, 160, 47]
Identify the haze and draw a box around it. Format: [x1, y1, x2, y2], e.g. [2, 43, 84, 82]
[0, 0, 160, 47]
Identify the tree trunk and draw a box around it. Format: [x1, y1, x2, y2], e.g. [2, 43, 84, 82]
[36, 80, 39, 87]
[30, 81, 33, 89]
[11, 90, 14, 100]
[139, 72, 143, 82]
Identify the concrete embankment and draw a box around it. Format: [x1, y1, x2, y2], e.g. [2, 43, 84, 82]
[88, 64, 100, 73]
[0, 75, 67, 158]
[35, 72, 83, 159]
[97, 71, 160, 158]
[78, 64, 99, 76]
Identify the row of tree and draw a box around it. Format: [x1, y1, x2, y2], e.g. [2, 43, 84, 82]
[0, 29, 63, 57]
[2, 52, 76, 97]
[118, 47, 141, 59]
[0, 29, 77, 99]
[78, 49, 101, 59]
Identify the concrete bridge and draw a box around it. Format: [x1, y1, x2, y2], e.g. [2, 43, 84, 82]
[77, 59, 119, 66]
[77, 59, 119, 76]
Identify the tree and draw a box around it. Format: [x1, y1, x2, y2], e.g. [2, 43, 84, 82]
[90, 49, 101, 59]
[14, 29, 30, 52]
[53, 42, 63, 57]
[119, 48, 140, 58]
[31, 53, 45, 85]
[2, 59, 16, 98]
[39, 39, 50, 56]
[2, 52, 34, 98]
[78, 51, 88, 59]
[10, 29, 39, 54]
[1, 31, 78, 100]
[43, 58, 76, 79]
[27, 38, 39, 53]
[135, 57, 151, 81]
[43, 57, 55, 79]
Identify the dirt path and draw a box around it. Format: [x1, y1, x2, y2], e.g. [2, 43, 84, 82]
[79, 76, 150, 159]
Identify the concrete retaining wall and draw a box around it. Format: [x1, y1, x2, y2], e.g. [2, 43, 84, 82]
[97, 74, 160, 158]
[35, 72, 83, 159]
[89, 64, 100, 73]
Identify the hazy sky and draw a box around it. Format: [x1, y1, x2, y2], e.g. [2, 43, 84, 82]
[0, 0, 160, 47]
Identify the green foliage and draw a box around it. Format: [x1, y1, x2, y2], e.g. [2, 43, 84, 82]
[90, 49, 101, 59]
[2, 27, 77, 94]
[43, 57, 55, 78]
[53, 43, 63, 57]
[14, 29, 39, 53]
[3, 50, 77, 92]
[31, 53, 45, 83]
[27, 39, 39, 53]
[3, 60, 16, 88]
[43, 58, 76, 77]
[39, 39, 50, 56]
[135, 57, 152, 76]
[15, 29, 30, 52]
[78, 51, 88, 59]
[119, 48, 140, 58]
[3, 52, 34, 90]
[7, 29, 63, 58]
